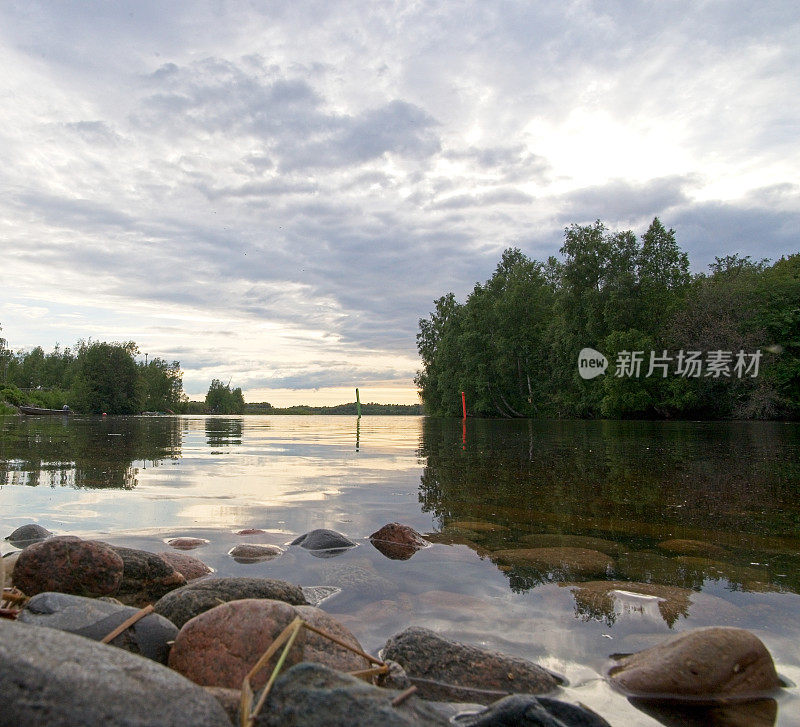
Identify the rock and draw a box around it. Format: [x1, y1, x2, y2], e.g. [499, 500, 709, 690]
[453, 694, 611, 726]
[204, 686, 241, 724]
[657, 539, 729, 559]
[154, 577, 308, 628]
[290, 528, 358, 556]
[0, 619, 232, 726]
[2, 550, 20, 586]
[4, 523, 53, 548]
[562, 581, 693, 627]
[18, 591, 178, 664]
[295, 605, 370, 673]
[301, 585, 341, 606]
[228, 543, 284, 562]
[169, 598, 306, 689]
[491, 547, 613, 579]
[166, 537, 209, 550]
[608, 627, 782, 700]
[158, 551, 213, 580]
[236, 528, 267, 535]
[321, 563, 399, 605]
[256, 662, 451, 726]
[109, 546, 186, 606]
[520, 533, 622, 557]
[370, 523, 429, 560]
[614, 551, 685, 585]
[382, 627, 561, 704]
[12, 536, 124, 598]
[447, 520, 507, 533]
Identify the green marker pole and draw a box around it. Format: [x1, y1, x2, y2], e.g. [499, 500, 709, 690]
[355, 388, 361, 418]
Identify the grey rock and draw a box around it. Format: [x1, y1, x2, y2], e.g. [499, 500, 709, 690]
[453, 694, 611, 726]
[108, 546, 187, 606]
[383, 627, 561, 705]
[0, 619, 232, 727]
[301, 585, 342, 606]
[4, 523, 52, 548]
[228, 543, 283, 562]
[321, 563, 399, 605]
[256, 662, 450, 726]
[153, 577, 307, 628]
[290, 529, 358, 556]
[18, 591, 178, 664]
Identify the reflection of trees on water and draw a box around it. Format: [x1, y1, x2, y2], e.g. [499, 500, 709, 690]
[418, 418, 800, 595]
[204, 417, 243, 449]
[0, 416, 183, 490]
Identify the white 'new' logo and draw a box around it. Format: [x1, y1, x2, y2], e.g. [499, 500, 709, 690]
[578, 348, 608, 379]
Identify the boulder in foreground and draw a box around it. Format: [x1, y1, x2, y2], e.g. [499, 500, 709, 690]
[383, 626, 561, 704]
[608, 626, 782, 700]
[153, 576, 307, 628]
[0, 619, 231, 727]
[12, 536, 124, 598]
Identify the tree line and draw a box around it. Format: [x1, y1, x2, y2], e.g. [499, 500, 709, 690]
[416, 218, 799, 419]
[0, 336, 186, 415]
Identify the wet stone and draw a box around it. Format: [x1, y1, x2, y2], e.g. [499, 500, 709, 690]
[608, 626, 782, 700]
[370, 523, 429, 560]
[153, 576, 308, 628]
[382, 626, 561, 705]
[290, 528, 358, 556]
[109, 546, 186, 606]
[491, 547, 613, 579]
[166, 537, 209, 550]
[12, 536, 124, 598]
[228, 543, 284, 562]
[521, 533, 622, 557]
[4, 523, 53, 549]
[19, 591, 178, 664]
[256, 662, 451, 726]
[657, 539, 729, 559]
[0, 619, 231, 727]
[453, 694, 611, 726]
[157, 551, 213, 581]
[295, 605, 371, 673]
[235, 528, 267, 535]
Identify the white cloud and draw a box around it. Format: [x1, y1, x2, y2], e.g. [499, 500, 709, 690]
[0, 1, 797, 401]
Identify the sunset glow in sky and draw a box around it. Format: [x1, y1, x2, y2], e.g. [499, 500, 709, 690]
[1, 2, 797, 404]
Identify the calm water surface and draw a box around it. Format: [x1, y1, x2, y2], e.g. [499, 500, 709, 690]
[2, 415, 800, 725]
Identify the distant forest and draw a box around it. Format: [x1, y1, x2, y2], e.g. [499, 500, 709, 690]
[416, 218, 799, 419]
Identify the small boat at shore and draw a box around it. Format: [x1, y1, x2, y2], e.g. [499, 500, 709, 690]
[18, 406, 72, 415]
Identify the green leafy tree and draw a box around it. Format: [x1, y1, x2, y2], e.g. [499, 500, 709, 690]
[71, 342, 142, 414]
[205, 379, 245, 414]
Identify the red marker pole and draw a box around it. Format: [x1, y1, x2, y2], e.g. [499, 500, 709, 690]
[461, 391, 466, 419]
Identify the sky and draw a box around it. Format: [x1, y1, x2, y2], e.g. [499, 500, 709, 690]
[1, 1, 798, 405]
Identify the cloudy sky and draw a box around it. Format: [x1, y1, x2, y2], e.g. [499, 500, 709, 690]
[1, 1, 797, 404]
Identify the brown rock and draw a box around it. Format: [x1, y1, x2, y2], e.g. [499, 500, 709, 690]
[295, 605, 370, 674]
[228, 544, 283, 562]
[521, 533, 622, 556]
[609, 627, 782, 700]
[382, 626, 561, 704]
[158, 551, 213, 581]
[12, 536, 123, 598]
[446, 520, 507, 533]
[110, 546, 187, 606]
[369, 523, 429, 560]
[563, 580, 692, 627]
[169, 599, 305, 689]
[235, 528, 266, 535]
[491, 547, 613, 579]
[167, 538, 209, 550]
[658, 539, 729, 559]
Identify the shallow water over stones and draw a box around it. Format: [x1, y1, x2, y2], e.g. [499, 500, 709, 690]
[2, 415, 800, 725]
